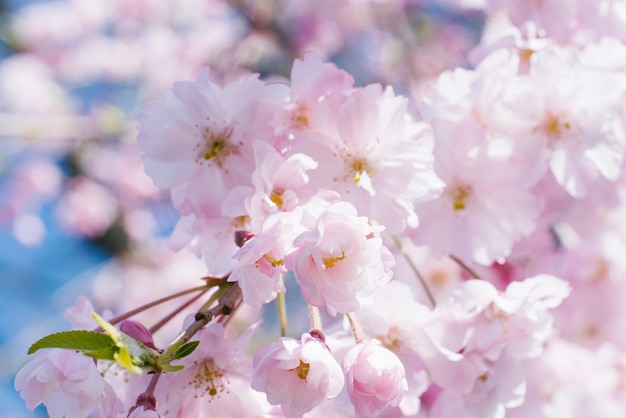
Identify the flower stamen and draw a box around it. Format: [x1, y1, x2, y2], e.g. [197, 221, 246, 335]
[189, 360, 229, 401]
[322, 251, 346, 269]
[290, 360, 310, 380]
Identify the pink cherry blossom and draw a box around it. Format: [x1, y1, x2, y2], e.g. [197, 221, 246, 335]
[469, 17, 554, 74]
[507, 340, 626, 418]
[14, 349, 123, 418]
[343, 339, 408, 417]
[55, 176, 119, 238]
[137, 68, 285, 216]
[350, 280, 453, 416]
[12, 4, 626, 418]
[285, 201, 394, 316]
[63, 296, 98, 330]
[252, 332, 344, 417]
[296, 83, 442, 233]
[504, 46, 626, 198]
[412, 122, 542, 265]
[222, 140, 319, 229]
[169, 211, 249, 277]
[156, 321, 273, 417]
[422, 275, 571, 417]
[415, 63, 549, 265]
[228, 216, 299, 309]
[276, 51, 355, 137]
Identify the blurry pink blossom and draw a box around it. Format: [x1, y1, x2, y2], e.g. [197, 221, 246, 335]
[55, 176, 118, 237]
[14, 349, 123, 418]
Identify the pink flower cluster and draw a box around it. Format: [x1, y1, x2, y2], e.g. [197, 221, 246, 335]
[13, 1, 626, 417]
[138, 52, 436, 314]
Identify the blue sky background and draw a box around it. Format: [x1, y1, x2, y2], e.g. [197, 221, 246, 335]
[0, 1, 114, 416]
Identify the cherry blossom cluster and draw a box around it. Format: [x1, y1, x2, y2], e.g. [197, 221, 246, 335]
[15, 50, 575, 417]
[11, 0, 626, 417]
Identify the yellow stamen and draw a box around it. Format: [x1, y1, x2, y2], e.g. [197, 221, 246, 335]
[263, 254, 284, 268]
[290, 360, 310, 380]
[231, 216, 250, 229]
[195, 125, 234, 166]
[289, 104, 310, 131]
[322, 251, 346, 268]
[270, 189, 284, 207]
[350, 158, 373, 183]
[203, 139, 226, 161]
[542, 113, 570, 140]
[519, 48, 534, 65]
[452, 186, 471, 211]
[189, 360, 228, 400]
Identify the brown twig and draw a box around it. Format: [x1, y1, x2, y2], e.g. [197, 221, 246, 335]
[166, 283, 242, 350]
[149, 289, 210, 335]
[391, 235, 436, 307]
[94, 284, 212, 332]
[449, 254, 482, 280]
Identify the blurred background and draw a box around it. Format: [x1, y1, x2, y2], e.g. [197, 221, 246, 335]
[0, 0, 484, 416]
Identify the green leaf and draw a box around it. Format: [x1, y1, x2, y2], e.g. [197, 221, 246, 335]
[82, 346, 118, 361]
[158, 363, 185, 372]
[170, 341, 200, 361]
[28, 331, 115, 355]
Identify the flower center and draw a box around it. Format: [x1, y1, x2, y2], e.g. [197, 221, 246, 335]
[519, 48, 534, 65]
[540, 113, 571, 142]
[288, 103, 311, 131]
[195, 125, 235, 166]
[350, 158, 374, 183]
[270, 188, 284, 208]
[449, 185, 472, 211]
[322, 251, 346, 269]
[377, 326, 404, 354]
[290, 360, 310, 380]
[190, 360, 229, 400]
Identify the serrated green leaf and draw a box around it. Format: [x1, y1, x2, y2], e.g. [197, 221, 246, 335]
[28, 331, 115, 355]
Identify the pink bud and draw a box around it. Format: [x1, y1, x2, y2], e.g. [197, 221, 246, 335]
[343, 339, 408, 417]
[128, 405, 160, 418]
[235, 230, 256, 247]
[120, 320, 156, 349]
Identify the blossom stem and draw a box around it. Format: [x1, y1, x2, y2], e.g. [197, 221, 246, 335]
[196, 284, 229, 313]
[161, 282, 242, 359]
[308, 305, 322, 331]
[277, 291, 287, 337]
[96, 284, 213, 330]
[129, 373, 161, 415]
[449, 255, 482, 280]
[345, 312, 364, 343]
[391, 235, 436, 307]
[149, 288, 210, 334]
[219, 296, 243, 327]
